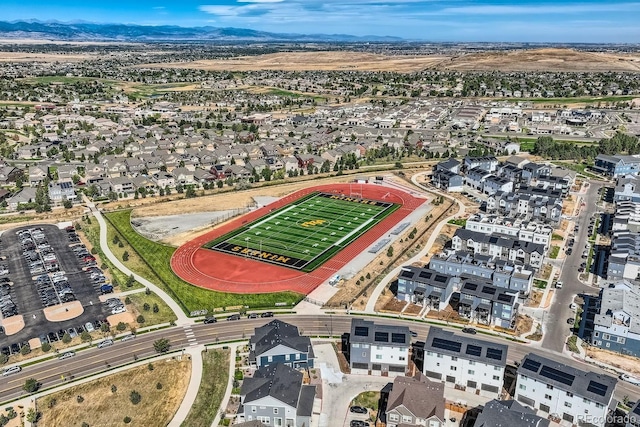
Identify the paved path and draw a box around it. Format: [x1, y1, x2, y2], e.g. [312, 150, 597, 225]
[364, 173, 465, 312]
[211, 343, 240, 427]
[87, 199, 190, 325]
[167, 346, 205, 427]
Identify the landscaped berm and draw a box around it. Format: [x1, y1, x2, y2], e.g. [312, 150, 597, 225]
[171, 183, 426, 294]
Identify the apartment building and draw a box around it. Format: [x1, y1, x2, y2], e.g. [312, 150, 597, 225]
[452, 228, 545, 268]
[457, 278, 519, 328]
[396, 266, 456, 308]
[349, 318, 410, 377]
[421, 327, 507, 398]
[516, 353, 617, 427]
[465, 213, 553, 248]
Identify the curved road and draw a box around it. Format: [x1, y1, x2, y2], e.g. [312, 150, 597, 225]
[2, 315, 638, 405]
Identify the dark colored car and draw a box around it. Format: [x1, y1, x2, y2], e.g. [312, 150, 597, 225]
[567, 318, 574, 324]
[204, 317, 217, 324]
[226, 314, 240, 321]
[260, 311, 274, 318]
[461, 327, 477, 334]
[350, 421, 369, 427]
[350, 406, 368, 414]
[247, 313, 259, 319]
[410, 330, 418, 337]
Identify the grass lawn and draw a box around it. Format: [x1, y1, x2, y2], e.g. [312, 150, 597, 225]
[533, 279, 548, 289]
[520, 141, 536, 152]
[181, 349, 230, 427]
[79, 218, 144, 292]
[551, 233, 564, 241]
[38, 358, 191, 427]
[351, 391, 381, 412]
[549, 245, 560, 259]
[104, 210, 303, 314]
[127, 290, 178, 325]
[447, 218, 467, 227]
[205, 192, 399, 272]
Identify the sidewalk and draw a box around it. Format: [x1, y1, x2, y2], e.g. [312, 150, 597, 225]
[211, 343, 240, 427]
[87, 197, 190, 325]
[167, 346, 204, 427]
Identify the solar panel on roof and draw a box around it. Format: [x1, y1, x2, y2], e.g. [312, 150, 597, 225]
[432, 337, 462, 353]
[586, 381, 608, 397]
[418, 271, 432, 279]
[374, 331, 389, 342]
[521, 358, 541, 372]
[465, 283, 478, 291]
[466, 344, 482, 357]
[435, 275, 448, 283]
[486, 348, 503, 361]
[481, 286, 496, 295]
[540, 366, 575, 386]
[391, 333, 406, 344]
[633, 404, 640, 416]
[354, 326, 369, 337]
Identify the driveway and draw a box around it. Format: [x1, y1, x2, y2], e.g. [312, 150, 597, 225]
[314, 341, 391, 427]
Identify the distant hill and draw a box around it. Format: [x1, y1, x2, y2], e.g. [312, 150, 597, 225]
[0, 20, 403, 42]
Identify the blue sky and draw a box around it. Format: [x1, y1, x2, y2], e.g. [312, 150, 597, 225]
[3, 0, 640, 42]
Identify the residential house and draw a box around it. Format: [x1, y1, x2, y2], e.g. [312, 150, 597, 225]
[452, 228, 545, 268]
[152, 173, 175, 189]
[237, 364, 315, 427]
[249, 320, 314, 369]
[6, 187, 37, 211]
[594, 154, 640, 177]
[516, 353, 617, 427]
[171, 167, 195, 186]
[627, 401, 640, 427]
[606, 230, 640, 281]
[48, 180, 76, 203]
[465, 213, 553, 249]
[109, 177, 136, 195]
[463, 156, 498, 172]
[435, 158, 461, 174]
[474, 399, 550, 427]
[420, 327, 507, 398]
[579, 281, 640, 357]
[349, 318, 410, 377]
[382, 373, 445, 427]
[615, 175, 640, 203]
[483, 175, 514, 195]
[429, 251, 533, 295]
[432, 170, 464, 192]
[521, 162, 551, 184]
[28, 166, 48, 187]
[457, 278, 519, 328]
[0, 163, 24, 186]
[395, 266, 455, 309]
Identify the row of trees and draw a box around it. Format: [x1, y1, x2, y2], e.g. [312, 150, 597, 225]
[532, 133, 640, 161]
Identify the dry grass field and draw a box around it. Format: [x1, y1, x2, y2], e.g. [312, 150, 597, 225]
[139, 48, 640, 73]
[0, 51, 93, 62]
[38, 358, 191, 427]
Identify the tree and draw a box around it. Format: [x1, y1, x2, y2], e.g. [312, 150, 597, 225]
[129, 390, 142, 405]
[41, 342, 51, 352]
[153, 338, 171, 353]
[387, 246, 394, 257]
[20, 344, 31, 355]
[23, 378, 39, 393]
[62, 332, 72, 344]
[80, 331, 92, 342]
[62, 198, 73, 209]
[116, 322, 127, 331]
[26, 408, 39, 423]
[143, 303, 150, 311]
[152, 303, 159, 313]
[111, 384, 117, 393]
[185, 186, 196, 198]
[136, 315, 146, 324]
[100, 323, 110, 333]
[122, 251, 129, 261]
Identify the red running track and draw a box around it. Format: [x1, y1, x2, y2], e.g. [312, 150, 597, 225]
[170, 183, 427, 295]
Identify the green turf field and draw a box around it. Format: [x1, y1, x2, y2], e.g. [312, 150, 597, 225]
[204, 191, 400, 272]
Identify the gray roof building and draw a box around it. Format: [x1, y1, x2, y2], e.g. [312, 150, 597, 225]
[475, 399, 550, 427]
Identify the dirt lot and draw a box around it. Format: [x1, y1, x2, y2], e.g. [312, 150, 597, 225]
[38, 357, 191, 426]
[586, 347, 640, 376]
[138, 48, 640, 73]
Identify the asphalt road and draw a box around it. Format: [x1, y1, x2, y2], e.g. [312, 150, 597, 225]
[542, 183, 603, 352]
[2, 314, 638, 404]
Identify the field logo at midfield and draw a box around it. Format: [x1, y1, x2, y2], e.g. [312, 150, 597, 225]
[300, 219, 327, 228]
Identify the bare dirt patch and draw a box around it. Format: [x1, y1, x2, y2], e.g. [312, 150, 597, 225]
[139, 51, 449, 73]
[38, 357, 191, 427]
[0, 314, 24, 335]
[43, 301, 84, 322]
[586, 347, 640, 376]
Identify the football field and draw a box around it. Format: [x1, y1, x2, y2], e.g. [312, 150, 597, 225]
[204, 191, 400, 272]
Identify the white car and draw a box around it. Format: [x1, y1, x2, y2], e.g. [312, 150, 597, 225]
[111, 306, 126, 315]
[84, 322, 95, 333]
[58, 351, 76, 360]
[1, 366, 22, 376]
[620, 374, 640, 386]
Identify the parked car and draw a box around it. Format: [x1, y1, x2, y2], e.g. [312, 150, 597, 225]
[226, 314, 241, 321]
[461, 327, 477, 334]
[120, 334, 136, 342]
[567, 318, 574, 324]
[349, 406, 368, 414]
[85, 322, 95, 333]
[620, 374, 640, 386]
[247, 313, 259, 319]
[260, 311, 274, 318]
[350, 421, 369, 427]
[203, 317, 217, 324]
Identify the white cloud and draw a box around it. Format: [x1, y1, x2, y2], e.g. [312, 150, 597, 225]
[431, 2, 640, 16]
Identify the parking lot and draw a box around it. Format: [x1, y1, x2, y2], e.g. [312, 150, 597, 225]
[0, 224, 112, 357]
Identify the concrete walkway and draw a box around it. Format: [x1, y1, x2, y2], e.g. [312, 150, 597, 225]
[364, 174, 465, 312]
[211, 343, 240, 427]
[167, 346, 205, 427]
[87, 199, 190, 325]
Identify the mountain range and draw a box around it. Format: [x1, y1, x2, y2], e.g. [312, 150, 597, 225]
[0, 20, 403, 42]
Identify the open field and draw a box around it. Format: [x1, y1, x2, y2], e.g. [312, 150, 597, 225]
[205, 192, 399, 272]
[38, 358, 191, 427]
[138, 48, 640, 73]
[104, 209, 303, 313]
[181, 349, 230, 427]
[0, 51, 93, 62]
